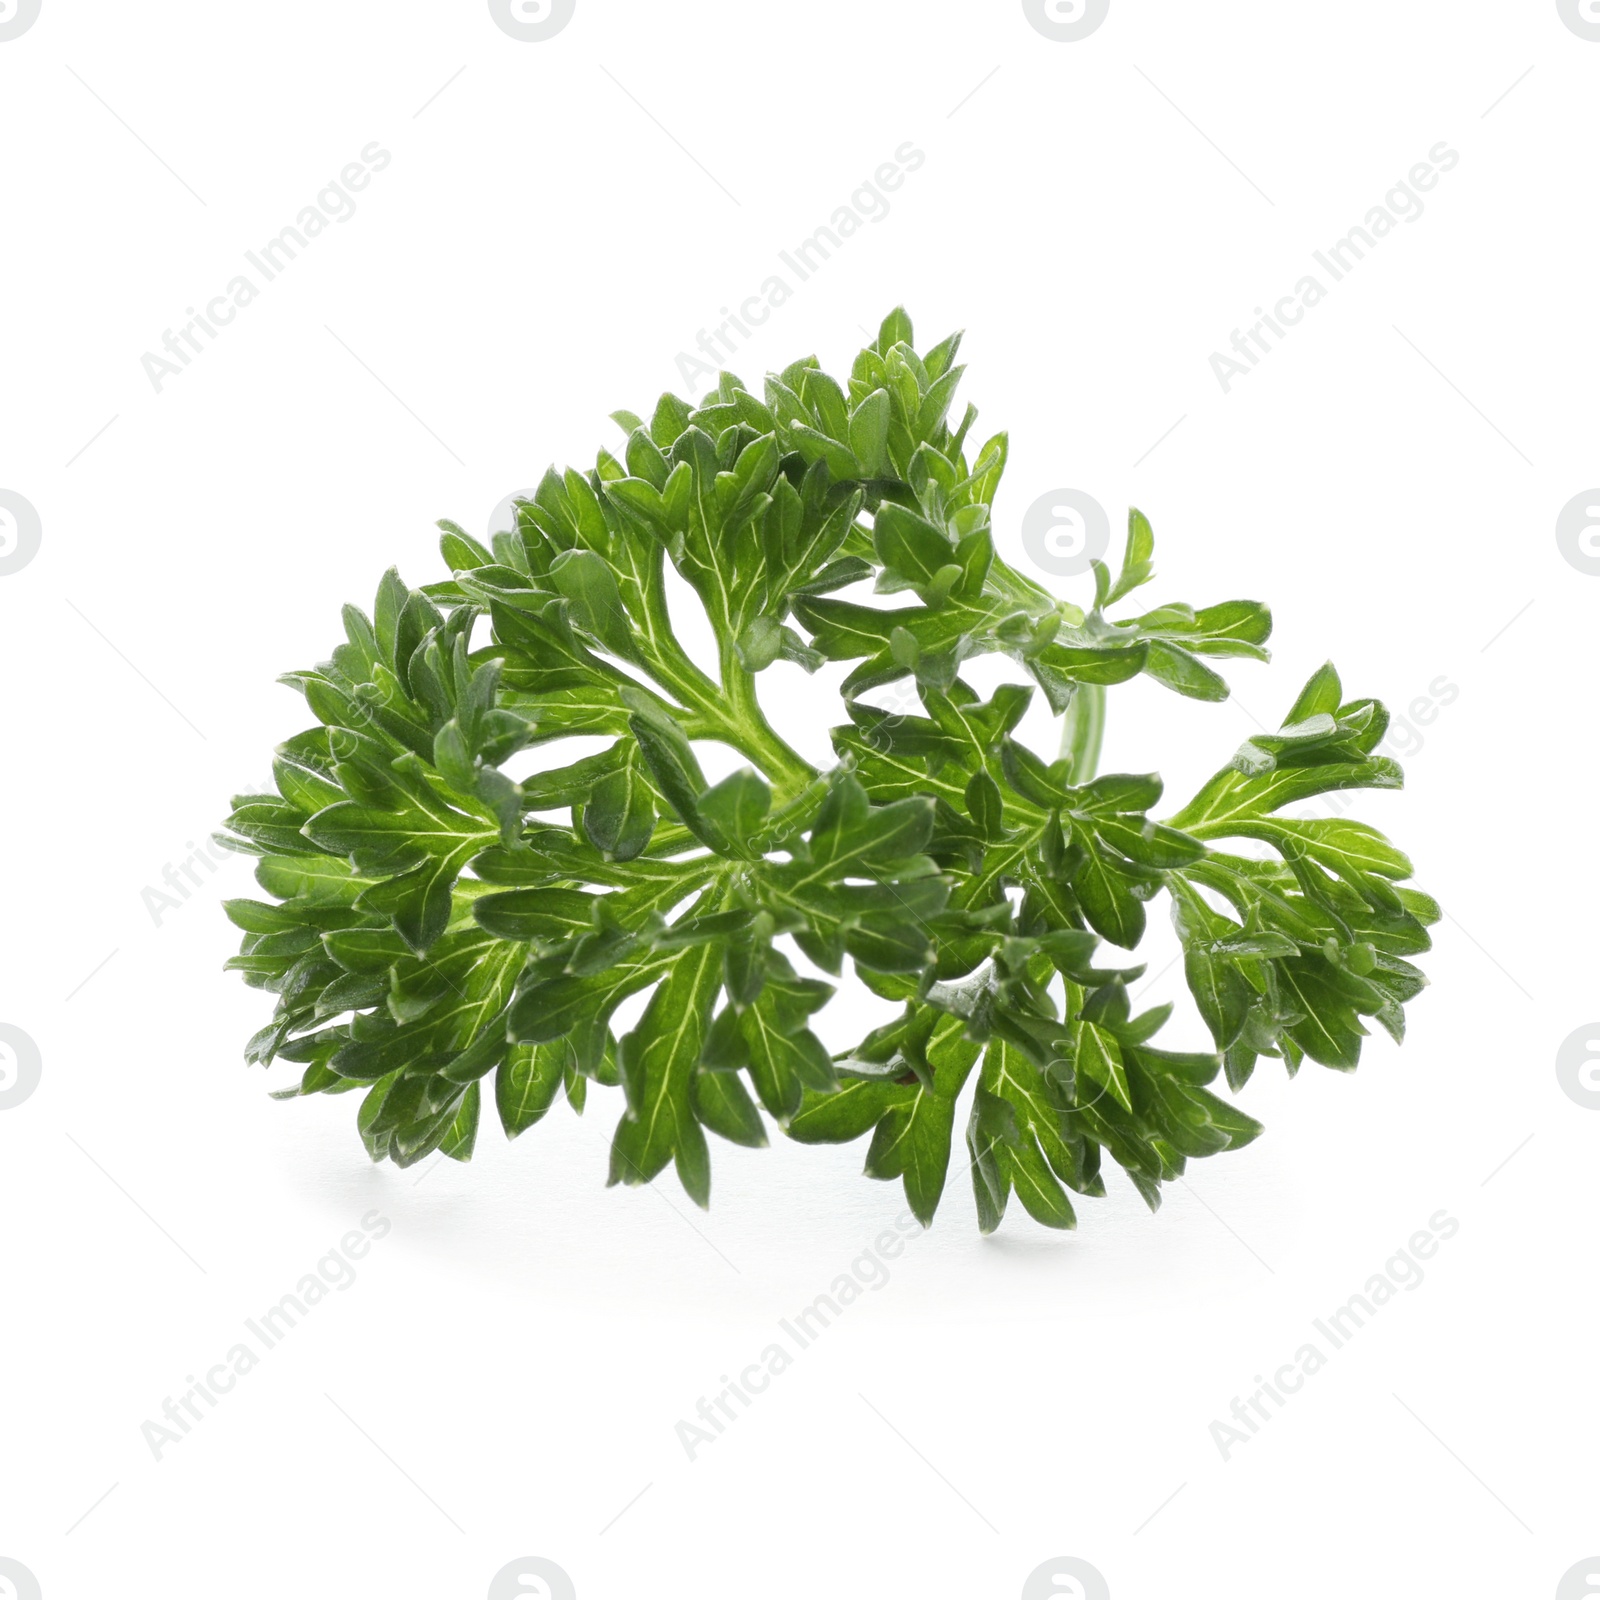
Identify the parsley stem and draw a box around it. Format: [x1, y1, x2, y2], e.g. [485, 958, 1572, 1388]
[1058, 683, 1106, 784]
[650, 636, 817, 800]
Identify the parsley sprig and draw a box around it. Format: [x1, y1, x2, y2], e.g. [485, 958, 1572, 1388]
[221, 308, 1436, 1231]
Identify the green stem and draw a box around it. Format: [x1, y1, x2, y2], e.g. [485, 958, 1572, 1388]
[1058, 683, 1106, 785]
[635, 632, 816, 802]
[719, 644, 817, 800]
[632, 562, 818, 800]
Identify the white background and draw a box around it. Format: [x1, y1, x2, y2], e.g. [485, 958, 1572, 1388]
[2, 2, 1596, 1597]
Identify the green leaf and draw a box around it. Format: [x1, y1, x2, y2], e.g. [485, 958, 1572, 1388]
[787, 1077, 897, 1143]
[440, 1081, 481, 1161]
[1143, 639, 1230, 702]
[849, 388, 892, 478]
[1285, 661, 1343, 723]
[583, 757, 658, 861]
[610, 935, 724, 1204]
[863, 1091, 951, 1227]
[857, 1016, 980, 1225]
[1106, 507, 1156, 605]
[548, 549, 635, 657]
[873, 503, 954, 601]
[877, 306, 915, 353]
[1070, 835, 1146, 949]
[496, 1042, 567, 1137]
[1074, 1021, 1133, 1113]
[1180, 932, 1253, 1053]
[693, 1069, 768, 1148]
[627, 709, 717, 846]
[697, 768, 771, 855]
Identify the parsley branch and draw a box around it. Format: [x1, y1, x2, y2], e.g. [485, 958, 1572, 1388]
[221, 308, 1436, 1231]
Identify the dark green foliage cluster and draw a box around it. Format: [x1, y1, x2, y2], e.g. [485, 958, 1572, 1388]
[220, 308, 1436, 1231]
